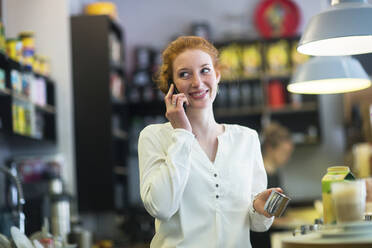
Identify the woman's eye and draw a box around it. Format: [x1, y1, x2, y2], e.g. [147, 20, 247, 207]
[201, 68, 211, 73]
[179, 72, 190, 78]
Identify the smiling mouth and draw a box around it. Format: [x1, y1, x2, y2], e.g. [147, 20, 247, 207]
[189, 89, 209, 98]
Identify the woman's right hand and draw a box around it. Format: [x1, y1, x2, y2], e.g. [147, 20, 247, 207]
[253, 187, 283, 218]
[164, 84, 192, 132]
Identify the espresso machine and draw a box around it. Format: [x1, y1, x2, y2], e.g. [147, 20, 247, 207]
[0, 163, 25, 237]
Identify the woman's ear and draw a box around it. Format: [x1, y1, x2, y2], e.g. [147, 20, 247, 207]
[216, 69, 221, 84]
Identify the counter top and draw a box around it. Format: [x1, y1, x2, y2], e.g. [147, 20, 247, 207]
[282, 232, 372, 248]
[272, 206, 321, 230]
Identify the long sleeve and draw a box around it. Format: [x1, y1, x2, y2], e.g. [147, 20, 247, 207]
[138, 125, 195, 221]
[248, 132, 274, 232]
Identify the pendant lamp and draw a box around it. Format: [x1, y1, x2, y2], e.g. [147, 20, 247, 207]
[298, 0, 372, 56]
[287, 56, 371, 94]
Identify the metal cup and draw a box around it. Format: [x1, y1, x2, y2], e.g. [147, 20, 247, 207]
[264, 190, 291, 217]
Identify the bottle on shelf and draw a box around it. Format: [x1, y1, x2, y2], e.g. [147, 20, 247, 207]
[130, 46, 156, 103]
[240, 82, 252, 107]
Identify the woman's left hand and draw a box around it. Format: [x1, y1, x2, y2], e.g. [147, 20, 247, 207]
[253, 187, 283, 218]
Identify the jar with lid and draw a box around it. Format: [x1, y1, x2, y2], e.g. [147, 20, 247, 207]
[321, 166, 355, 224]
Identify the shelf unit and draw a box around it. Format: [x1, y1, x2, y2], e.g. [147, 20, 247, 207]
[214, 38, 321, 144]
[71, 15, 129, 212]
[214, 101, 318, 117]
[0, 53, 56, 142]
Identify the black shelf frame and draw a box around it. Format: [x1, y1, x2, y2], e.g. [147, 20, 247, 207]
[0, 52, 57, 142]
[71, 15, 129, 212]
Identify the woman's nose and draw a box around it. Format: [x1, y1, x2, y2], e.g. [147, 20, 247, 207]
[192, 74, 202, 87]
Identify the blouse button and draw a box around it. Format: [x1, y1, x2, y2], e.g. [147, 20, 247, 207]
[214, 173, 217, 177]
[216, 195, 219, 199]
[216, 184, 219, 188]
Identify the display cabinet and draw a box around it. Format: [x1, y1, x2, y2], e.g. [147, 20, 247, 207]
[0, 53, 56, 143]
[214, 37, 321, 144]
[71, 15, 129, 212]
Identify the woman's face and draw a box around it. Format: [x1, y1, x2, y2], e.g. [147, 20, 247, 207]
[172, 49, 220, 109]
[271, 141, 294, 167]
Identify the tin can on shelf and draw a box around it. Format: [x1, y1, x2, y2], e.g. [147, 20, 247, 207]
[321, 166, 355, 224]
[19, 31, 35, 69]
[33, 55, 41, 74]
[6, 38, 22, 62]
[39, 55, 50, 76]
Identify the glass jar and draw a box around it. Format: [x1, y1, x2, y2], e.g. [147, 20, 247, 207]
[321, 166, 355, 224]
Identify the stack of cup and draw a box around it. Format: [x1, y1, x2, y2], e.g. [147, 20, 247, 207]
[331, 180, 366, 223]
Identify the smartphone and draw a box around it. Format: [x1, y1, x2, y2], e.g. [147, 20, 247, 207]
[168, 80, 180, 94]
[168, 80, 186, 109]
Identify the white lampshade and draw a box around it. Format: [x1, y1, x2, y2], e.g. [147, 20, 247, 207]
[298, 0, 372, 56]
[288, 56, 371, 94]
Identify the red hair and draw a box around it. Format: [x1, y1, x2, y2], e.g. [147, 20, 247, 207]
[155, 36, 220, 94]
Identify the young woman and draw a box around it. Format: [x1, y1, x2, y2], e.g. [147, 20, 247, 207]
[138, 36, 283, 248]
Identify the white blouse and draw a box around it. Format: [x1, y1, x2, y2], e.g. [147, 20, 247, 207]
[138, 122, 273, 248]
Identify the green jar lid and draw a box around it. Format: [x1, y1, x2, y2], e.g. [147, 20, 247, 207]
[327, 166, 350, 173]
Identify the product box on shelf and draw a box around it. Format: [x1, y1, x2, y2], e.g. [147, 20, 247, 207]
[0, 68, 5, 89]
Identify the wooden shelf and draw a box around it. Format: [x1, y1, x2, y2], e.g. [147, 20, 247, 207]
[220, 72, 292, 84]
[11, 92, 30, 102]
[35, 104, 56, 114]
[9, 131, 55, 143]
[266, 102, 318, 114]
[261, 73, 291, 80]
[214, 102, 318, 118]
[34, 73, 54, 83]
[221, 76, 262, 83]
[11, 92, 56, 113]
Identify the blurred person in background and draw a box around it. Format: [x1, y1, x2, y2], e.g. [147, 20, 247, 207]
[261, 122, 294, 189]
[251, 122, 294, 248]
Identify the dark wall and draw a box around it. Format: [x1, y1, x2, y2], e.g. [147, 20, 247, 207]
[354, 54, 372, 75]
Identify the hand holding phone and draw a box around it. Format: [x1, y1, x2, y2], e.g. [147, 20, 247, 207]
[168, 80, 187, 109]
[164, 82, 192, 132]
[168, 80, 180, 94]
